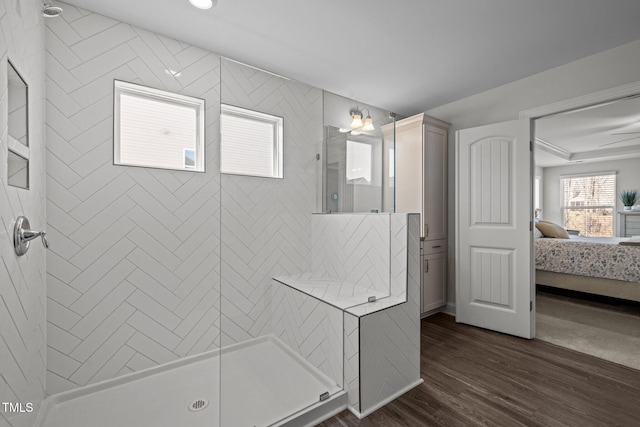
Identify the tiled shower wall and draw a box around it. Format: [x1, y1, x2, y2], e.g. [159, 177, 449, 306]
[220, 59, 322, 345]
[272, 284, 343, 387]
[311, 214, 391, 294]
[0, 0, 47, 426]
[45, 5, 221, 394]
[45, 4, 323, 394]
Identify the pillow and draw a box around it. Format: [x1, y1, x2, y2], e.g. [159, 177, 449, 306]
[535, 221, 570, 239]
[534, 227, 543, 238]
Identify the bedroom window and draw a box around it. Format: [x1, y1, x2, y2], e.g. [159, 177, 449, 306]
[220, 104, 283, 179]
[561, 172, 616, 237]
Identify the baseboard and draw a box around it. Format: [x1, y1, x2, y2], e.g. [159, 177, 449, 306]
[420, 306, 445, 318]
[443, 302, 456, 316]
[348, 378, 424, 419]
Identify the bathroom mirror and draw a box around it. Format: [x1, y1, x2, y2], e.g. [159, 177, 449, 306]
[321, 92, 397, 213]
[325, 125, 385, 213]
[7, 59, 29, 147]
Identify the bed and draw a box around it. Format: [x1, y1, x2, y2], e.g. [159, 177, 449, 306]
[535, 236, 640, 302]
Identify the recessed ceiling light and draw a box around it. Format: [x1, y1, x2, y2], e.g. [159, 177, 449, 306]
[189, 0, 215, 10]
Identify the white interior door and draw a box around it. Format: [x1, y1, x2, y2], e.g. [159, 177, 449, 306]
[455, 119, 534, 338]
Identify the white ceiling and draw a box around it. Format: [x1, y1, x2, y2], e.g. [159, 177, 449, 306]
[62, 0, 640, 116]
[535, 96, 640, 167]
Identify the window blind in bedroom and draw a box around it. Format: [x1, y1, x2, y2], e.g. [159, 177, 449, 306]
[561, 173, 616, 237]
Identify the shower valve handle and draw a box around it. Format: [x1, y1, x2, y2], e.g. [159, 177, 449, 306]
[22, 229, 49, 248]
[13, 216, 49, 256]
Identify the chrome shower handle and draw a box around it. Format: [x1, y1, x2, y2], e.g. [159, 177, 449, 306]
[14, 216, 49, 256]
[21, 229, 49, 248]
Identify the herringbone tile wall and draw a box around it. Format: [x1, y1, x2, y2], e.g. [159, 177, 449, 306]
[45, 5, 324, 394]
[272, 283, 343, 387]
[359, 214, 421, 414]
[311, 214, 391, 295]
[0, 1, 47, 426]
[390, 213, 408, 300]
[220, 58, 322, 346]
[45, 5, 222, 395]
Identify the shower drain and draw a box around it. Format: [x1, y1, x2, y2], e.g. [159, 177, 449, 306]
[188, 398, 209, 412]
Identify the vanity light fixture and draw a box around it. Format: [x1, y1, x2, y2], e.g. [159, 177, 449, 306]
[350, 109, 363, 128]
[350, 108, 374, 132]
[189, 0, 216, 10]
[346, 108, 375, 135]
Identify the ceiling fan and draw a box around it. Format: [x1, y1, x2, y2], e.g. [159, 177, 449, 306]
[599, 131, 640, 147]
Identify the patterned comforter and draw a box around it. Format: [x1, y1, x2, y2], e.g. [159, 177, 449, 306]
[535, 236, 640, 282]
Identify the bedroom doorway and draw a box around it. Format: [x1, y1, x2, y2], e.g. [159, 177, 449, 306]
[529, 89, 640, 370]
[455, 81, 640, 352]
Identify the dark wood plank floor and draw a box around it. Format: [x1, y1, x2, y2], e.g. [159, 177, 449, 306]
[319, 313, 640, 427]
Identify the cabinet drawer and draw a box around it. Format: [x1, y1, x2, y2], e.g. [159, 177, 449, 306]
[423, 239, 446, 254]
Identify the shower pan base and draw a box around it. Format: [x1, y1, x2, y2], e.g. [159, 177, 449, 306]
[35, 336, 344, 427]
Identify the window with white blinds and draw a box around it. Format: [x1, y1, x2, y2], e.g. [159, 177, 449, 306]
[561, 172, 616, 237]
[220, 104, 283, 178]
[114, 81, 205, 172]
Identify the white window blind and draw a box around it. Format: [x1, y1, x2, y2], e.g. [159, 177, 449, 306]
[220, 104, 283, 178]
[561, 173, 616, 237]
[114, 81, 205, 172]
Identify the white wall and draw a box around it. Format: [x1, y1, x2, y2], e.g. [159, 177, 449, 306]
[0, 0, 47, 425]
[542, 158, 640, 235]
[425, 38, 640, 306]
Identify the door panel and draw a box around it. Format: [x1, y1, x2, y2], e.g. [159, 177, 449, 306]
[395, 122, 423, 221]
[456, 119, 533, 338]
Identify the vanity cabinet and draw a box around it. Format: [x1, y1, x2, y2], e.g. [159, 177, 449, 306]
[422, 240, 447, 312]
[388, 113, 449, 314]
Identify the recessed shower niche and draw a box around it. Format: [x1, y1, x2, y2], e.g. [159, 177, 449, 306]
[7, 59, 30, 189]
[8, 150, 29, 189]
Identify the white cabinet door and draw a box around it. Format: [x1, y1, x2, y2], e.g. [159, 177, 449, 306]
[455, 119, 534, 339]
[395, 120, 423, 225]
[423, 124, 447, 240]
[422, 251, 447, 312]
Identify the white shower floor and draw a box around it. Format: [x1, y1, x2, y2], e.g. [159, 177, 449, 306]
[37, 336, 341, 427]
